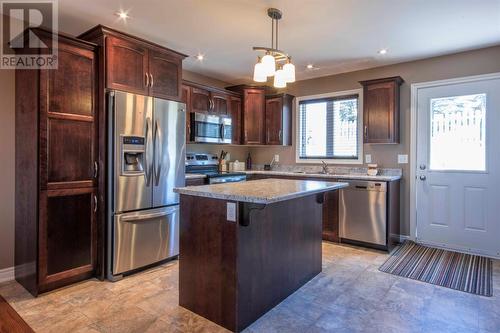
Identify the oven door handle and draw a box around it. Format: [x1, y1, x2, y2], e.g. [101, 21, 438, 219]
[219, 123, 225, 142]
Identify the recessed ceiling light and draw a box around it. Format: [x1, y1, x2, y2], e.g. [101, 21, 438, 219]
[378, 48, 388, 55]
[196, 54, 204, 61]
[306, 64, 314, 69]
[115, 10, 130, 20]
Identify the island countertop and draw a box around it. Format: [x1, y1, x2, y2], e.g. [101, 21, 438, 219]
[174, 178, 348, 204]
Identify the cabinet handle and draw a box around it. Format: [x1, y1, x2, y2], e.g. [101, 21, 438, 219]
[93, 161, 98, 179]
[245, 130, 248, 142]
[364, 125, 368, 138]
[93, 194, 98, 213]
[279, 130, 282, 142]
[145, 72, 149, 87]
[150, 73, 154, 88]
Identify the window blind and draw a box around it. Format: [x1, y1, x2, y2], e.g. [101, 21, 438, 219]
[298, 94, 359, 160]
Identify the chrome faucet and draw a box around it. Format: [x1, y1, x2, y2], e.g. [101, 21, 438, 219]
[321, 161, 329, 174]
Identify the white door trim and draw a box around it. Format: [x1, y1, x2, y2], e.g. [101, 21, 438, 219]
[410, 72, 500, 249]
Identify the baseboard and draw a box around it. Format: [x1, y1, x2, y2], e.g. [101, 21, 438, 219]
[399, 235, 410, 243]
[0, 267, 14, 284]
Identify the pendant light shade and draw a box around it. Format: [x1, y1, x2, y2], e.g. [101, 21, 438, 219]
[252, 8, 295, 87]
[261, 54, 276, 76]
[283, 61, 295, 83]
[253, 62, 267, 82]
[273, 68, 286, 88]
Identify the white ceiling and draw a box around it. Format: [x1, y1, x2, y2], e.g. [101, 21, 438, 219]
[54, 0, 500, 83]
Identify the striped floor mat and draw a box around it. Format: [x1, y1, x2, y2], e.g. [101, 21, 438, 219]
[379, 241, 492, 296]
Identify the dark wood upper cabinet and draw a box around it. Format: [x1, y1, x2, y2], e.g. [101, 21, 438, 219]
[242, 89, 265, 145]
[229, 96, 242, 145]
[191, 87, 211, 113]
[265, 94, 293, 146]
[360, 76, 403, 144]
[211, 92, 229, 115]
[15, 30, 98, 296]
[182, 84, 192, 143]
[105, 35, 149, 95]
[227, 86, 266, 145]
[148, 48, 182, 100]
[79, 25, 186, 101]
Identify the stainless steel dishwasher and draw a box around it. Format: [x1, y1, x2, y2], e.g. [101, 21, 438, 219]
[339, 180, 387, 248]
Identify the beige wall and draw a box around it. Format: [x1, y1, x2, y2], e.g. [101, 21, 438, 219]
[249, 45, 500, 236]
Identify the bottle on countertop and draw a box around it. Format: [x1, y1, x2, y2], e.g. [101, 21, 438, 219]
[246, 153, 252, 170]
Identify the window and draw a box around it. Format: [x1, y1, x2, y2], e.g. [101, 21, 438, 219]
[296, 90, 363, 164]
[429, 93, 486, 171]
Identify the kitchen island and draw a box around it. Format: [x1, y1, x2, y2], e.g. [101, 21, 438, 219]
[174, 179, 348, 332]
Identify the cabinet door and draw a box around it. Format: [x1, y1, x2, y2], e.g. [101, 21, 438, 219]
[229, 96, 241, 144]
[149, 48, 182, 101]
[39, 188, 97, 290]
[363, 80, 400, 143]
[182, 85, 193, 142]
[106, 35, 149, 95]
[322, 190, 340, 242]
[243, 89, 265, 144]
[191, 87, 211, 113]
[265, 97, 283, 145]
[211, 92, 228, 115]
[42, 41, 97, 191]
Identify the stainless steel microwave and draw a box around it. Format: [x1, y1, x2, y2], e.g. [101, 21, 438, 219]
[190, 112, 232, 144]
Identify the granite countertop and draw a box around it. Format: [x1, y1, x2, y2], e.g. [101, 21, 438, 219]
[244, 170, 401, 182]
[174, 179, 348, 204]
[185, 173, 207, 180]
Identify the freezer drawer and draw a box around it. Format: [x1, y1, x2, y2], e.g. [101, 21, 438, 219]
[113, 206, 179, 275]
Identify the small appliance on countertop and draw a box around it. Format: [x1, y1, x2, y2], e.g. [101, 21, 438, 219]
[186, 152, 246, 184]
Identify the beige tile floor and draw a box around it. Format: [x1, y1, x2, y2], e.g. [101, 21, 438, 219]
[1, 242, 499, 333]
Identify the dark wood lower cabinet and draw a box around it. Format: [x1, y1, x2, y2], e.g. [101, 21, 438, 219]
[179, 193, 323, 332]
[246, 174, 340, 242]
[15, 30, 99, 296]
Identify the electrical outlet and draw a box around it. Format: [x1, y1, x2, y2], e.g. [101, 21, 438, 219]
[365, 154, 372, 163]
[398, 154, 408, 164]
[227, 202, 236, 222]
[274, 154, 280, 162]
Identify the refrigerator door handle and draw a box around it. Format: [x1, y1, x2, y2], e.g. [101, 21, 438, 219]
[120, 208, 177, 222]
[145, 117, 153, 186]
[154, 119, 163, 186]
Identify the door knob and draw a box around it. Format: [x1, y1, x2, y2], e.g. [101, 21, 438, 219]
[419, 164, 426, 170]
[419, 175, 426, 181]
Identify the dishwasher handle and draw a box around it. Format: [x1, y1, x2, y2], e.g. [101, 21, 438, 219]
[345, 180, 387, 192]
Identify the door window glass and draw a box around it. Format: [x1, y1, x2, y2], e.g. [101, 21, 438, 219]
[429, 93, 486, 171]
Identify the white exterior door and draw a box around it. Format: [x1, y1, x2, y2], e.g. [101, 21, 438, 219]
[415, 76, 500, 258]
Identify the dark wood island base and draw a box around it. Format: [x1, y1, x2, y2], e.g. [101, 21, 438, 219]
[179, 192, 326, 332]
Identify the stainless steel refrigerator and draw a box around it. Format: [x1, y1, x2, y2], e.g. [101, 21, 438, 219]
[107, 91, 185, 280]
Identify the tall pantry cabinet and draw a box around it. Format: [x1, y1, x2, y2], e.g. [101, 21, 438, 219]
[15, 29, 100, 296]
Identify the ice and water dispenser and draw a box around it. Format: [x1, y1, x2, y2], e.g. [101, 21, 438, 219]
[120, 136, 145, 175]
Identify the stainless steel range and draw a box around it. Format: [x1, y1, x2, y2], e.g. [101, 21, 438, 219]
[186, 153, 246, 184]
[107, 91, 185, 280]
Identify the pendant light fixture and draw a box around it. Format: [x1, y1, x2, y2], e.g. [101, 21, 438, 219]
[252, 8, 296, 88]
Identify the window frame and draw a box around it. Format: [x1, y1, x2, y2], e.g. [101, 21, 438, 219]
[295, 89, 364, 164]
